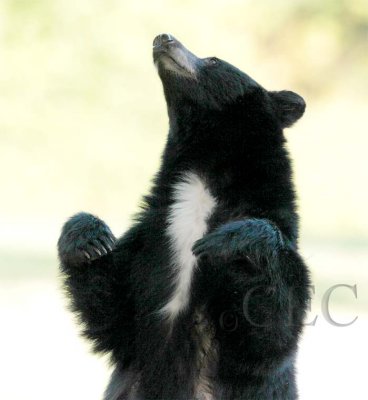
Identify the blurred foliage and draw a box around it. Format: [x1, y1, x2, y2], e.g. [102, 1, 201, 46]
[0, 0, 367, 247]
[246, 0, 368, 96]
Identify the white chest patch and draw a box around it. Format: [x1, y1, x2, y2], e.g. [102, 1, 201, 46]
[160, 172, 216, 320]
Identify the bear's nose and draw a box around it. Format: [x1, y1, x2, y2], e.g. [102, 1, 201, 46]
[153, 33, 175, 48]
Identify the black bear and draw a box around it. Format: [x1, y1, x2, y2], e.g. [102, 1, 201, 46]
[58, 34, 310, 400]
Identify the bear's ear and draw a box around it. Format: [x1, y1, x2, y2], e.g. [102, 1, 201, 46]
[270, 90, 306, 129]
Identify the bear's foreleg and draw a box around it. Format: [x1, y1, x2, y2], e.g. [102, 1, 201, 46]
[192, 218, 310, 380]
[58, 212, 131, 356]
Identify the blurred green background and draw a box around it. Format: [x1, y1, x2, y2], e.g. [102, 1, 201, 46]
[0, 1, 367, 399]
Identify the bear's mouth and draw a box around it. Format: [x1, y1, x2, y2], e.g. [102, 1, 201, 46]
[157, 54, 187, 73]
[153, 34, 198, 78]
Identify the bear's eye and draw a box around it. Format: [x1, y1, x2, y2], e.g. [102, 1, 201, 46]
[207, 57, 218, 66]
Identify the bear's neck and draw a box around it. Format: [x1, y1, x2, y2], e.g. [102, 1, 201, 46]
[144, 111, 298, 241]
[152, 112, 295, 207]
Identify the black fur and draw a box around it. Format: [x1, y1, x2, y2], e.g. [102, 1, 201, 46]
[58, 34, 311, 399]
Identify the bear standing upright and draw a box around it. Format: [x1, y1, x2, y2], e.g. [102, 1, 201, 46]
[58, 34, 310, 400]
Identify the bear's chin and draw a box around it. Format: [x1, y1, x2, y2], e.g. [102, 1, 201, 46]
[158, 60, 195, 80]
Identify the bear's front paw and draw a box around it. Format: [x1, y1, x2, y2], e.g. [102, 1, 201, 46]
[192, 219, 285, 264]
[58, 212, 116, 266]
[192, 229, 236, 261]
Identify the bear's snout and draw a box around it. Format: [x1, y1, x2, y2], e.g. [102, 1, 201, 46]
[153, 33, 175, 49]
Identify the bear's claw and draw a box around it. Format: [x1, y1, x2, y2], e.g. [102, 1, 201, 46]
[58, 212, 116, 266]
[83, 250, 91, 260]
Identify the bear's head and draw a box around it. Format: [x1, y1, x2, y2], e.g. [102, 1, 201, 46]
[153, 34, 305, 132]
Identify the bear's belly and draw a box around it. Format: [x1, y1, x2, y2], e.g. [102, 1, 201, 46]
[193, 307, 218, 400]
